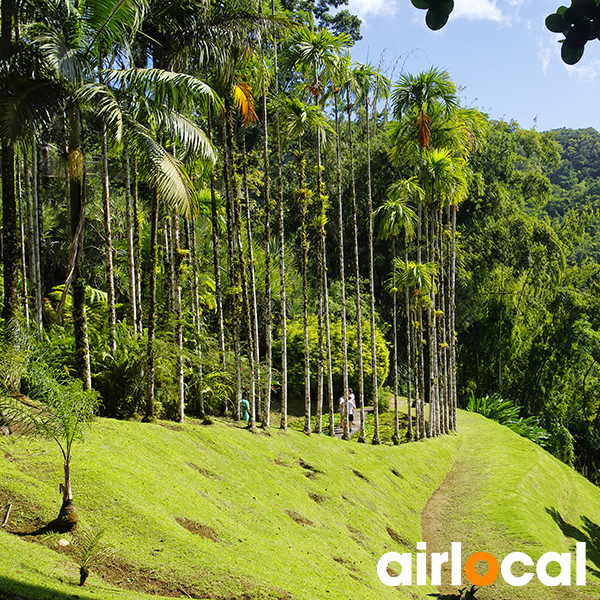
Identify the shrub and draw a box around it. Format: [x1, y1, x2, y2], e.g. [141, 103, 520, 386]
[467, 393, 549, 446]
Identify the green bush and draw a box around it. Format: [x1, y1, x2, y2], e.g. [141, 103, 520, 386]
[274, 316, 389, 406]
[467, 393, 549, 446]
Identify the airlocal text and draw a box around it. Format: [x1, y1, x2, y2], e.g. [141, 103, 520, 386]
[377, 542, 586, 587]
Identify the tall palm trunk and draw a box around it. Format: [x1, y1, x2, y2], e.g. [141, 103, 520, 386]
[132, 156, 143, 336]
[405, 237, 413, 441]
[297, 152, 311, 436]
[272, 0, 288, 431]
[222, 111, 240, 419]
[67, 105, 91, 389]
[262, 91, 273, 429]
[101, 124, 117, 353]
[315, 129, 325, 435]
[188, 218, 206, 420]
[172, 212, 185, 423]
[347, 91, 366, 443]
[365, 97, 380, 445]
[392, 238, 400, 445]
[334, 93, 348, 439]
[17, 162, 29, 326]
[207, 105, 227, 375]
[124, 141, 138, 335]
[31, 139, 43, 337]
[242, 135, 261, 423]
[450, 203, 458, 431]
[144, 183, 159, 421]
[1, 0, 19, 340]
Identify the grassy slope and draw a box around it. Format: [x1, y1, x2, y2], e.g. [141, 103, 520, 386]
[1, 411, 600, 599]
[428, 411, 600, 600]
[0, 416, 458, 600]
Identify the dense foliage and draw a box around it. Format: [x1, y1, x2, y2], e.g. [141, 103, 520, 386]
[2, 0, 600, 488]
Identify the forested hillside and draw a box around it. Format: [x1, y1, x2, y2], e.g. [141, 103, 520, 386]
[2, 0, 600, 535]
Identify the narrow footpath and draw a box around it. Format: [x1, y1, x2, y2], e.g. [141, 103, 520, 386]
[420, 411, 586, 600]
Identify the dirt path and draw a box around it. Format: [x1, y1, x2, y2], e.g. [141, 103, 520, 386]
[421, 434, 470, 597]
[420, 413, 585, 600]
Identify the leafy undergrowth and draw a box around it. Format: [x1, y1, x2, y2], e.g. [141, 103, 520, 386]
[0, 415, 458, 600]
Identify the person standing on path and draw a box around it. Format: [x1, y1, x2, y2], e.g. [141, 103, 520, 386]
[339, 394, 346, 431]
[347, 390, 356, 432]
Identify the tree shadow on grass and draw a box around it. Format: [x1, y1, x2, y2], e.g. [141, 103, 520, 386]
[0, 575, 82, 600]
[546, 507, 600, 578]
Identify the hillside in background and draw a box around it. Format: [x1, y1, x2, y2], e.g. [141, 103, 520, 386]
[545, 127, 600, 263]
[2, 410, 600, 599]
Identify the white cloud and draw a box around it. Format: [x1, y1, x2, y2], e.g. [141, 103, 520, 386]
[451, 0, 506, 22]
[568, 57, 600, 81]
[347, 0, 397, 20]
[537, 34, 553, 74]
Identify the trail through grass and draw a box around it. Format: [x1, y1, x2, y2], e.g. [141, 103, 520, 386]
[422, 410, 600, 599]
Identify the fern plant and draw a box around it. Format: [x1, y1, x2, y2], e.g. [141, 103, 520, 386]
[467, 393, 549, 446]
[74, 527, 115, 586]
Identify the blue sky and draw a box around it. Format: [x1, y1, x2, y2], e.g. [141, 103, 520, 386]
[348, 0, 600, 132]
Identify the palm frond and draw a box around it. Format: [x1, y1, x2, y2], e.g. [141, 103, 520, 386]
[75, 82, 123, 141]
[130, 121, 199, 218]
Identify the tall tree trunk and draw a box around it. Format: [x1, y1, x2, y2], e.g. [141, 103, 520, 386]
[365, 98, 380, 445]
[241, 134, 261, 424]
[188, 218, 206, 420]
[172, 212, 185, 423]
[1, 0, 19, 340]
[67, 106, 91, 389]
[298, 153, 311, 437]
[207, 105, 227, 378]
[144, 184, 159, 421]
[333, 96, 348, 438]
[262, 91, 272, 429]
[124, 140, 138, 336]
[32, 139, 43, 337]
[405, 239, 413, 441]
[392, 239, 400, 445]
[271, 0, 288, 430]
[101, 124, 117, 353]
[316, 130, 324, 436]
[24, 149, 40, 332]
[132, 156, 143, 336]
[17, 160, 29, 326]
[450, 203, 458, 431]
[347, 92, 366, 443]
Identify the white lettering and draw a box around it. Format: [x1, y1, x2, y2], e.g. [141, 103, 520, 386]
[431, 552, 449, 586]
[537, 552, 571, 586]
[451, 542, 462, 586]
[377, 552, 412, 586]
[501, 552, 534, 586]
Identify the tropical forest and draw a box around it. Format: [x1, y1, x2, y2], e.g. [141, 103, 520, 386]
[2, 0, 600, 598]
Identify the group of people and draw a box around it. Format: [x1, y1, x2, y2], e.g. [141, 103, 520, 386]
[339, 388, 356, 432]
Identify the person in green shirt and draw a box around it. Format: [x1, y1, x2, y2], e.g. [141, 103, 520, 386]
[240, 398, 250, 424]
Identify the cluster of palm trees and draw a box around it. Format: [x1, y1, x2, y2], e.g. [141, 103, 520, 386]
[1, 0, 482, 444]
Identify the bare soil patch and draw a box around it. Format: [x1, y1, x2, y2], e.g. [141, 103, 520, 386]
[187, 462, 222, 480]
[285, 509, 314, 527]
[175, 516, 220, 541]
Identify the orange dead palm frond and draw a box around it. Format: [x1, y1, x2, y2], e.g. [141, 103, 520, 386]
[416, 110, 432, 151]
[233, 82, 258, 127]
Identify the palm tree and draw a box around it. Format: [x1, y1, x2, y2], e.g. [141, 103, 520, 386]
[285, 21, 350, 433]
[375, 179, 418, 444]
[95, 67, 216, 419]
[353, 62, 390, 444]
[280, 94, 334, 435]
[396, 260, 438, 440]
[332, 53, 351, 438]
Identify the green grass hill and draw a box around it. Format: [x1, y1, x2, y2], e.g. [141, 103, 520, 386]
[1, 410, 600, 600]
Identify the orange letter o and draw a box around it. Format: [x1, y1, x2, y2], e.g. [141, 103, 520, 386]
[465, 552, 499, 586]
